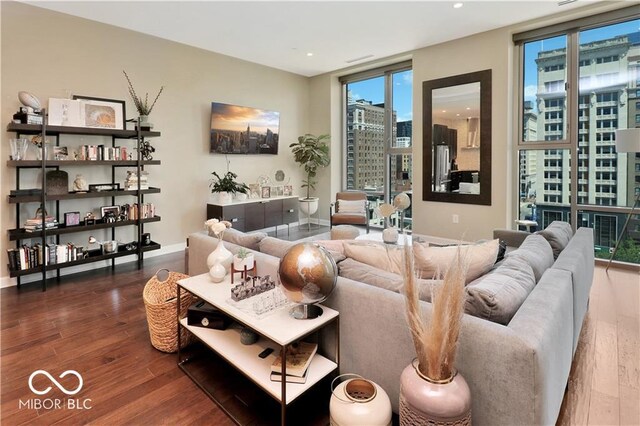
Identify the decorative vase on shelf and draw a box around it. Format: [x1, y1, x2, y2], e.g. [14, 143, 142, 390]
[138, 115, 153, 130]
[382, 217, 398, 244]
[206, 240, 233, 273]
[400, 361, 471, 426]
[209, 263, 226, 283]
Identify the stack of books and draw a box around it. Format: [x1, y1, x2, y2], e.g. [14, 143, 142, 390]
[124, 170, 149, 190]
[270, 342, 317, 384]
[23, 216, 58, 232]
[6, 243, 84, 271]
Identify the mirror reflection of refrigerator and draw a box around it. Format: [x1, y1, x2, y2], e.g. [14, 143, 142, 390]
[434, 144, 450, 191]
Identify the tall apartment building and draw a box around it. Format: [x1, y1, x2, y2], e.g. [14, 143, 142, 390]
[526, 31, 640, 242]
[346, 94, 395, 192]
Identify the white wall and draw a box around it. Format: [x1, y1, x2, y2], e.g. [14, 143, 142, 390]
[1, 2, 310, 284]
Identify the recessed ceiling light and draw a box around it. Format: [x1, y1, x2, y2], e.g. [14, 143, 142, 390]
[456, 113, 460, 116]
[306, 52, 314, 57]
[442, 110, 446, 113]
[466, 107, 471, 110]
[453, 3, 463, 9]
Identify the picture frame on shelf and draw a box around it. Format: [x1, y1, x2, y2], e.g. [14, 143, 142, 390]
[273, 185, 284, 197]
[63, 211, 81, 227]
[100, 205, 120, 223]
[53, 146, 69, 160]
[248, 184, 261, 199]
[89, 183, 120, 192]
[261, 186, 271, 199]
[283, 185, 293, 196]
[72, 95, 126, 130]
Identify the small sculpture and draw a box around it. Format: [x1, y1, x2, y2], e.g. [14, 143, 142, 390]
[230, 275, 276, 302]
[73, 174, 88, 192]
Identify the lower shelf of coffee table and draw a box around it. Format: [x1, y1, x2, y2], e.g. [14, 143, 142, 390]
[180, 320, 337, 404]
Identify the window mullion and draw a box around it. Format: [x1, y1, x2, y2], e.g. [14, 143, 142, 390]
[568, 30, 579, 232]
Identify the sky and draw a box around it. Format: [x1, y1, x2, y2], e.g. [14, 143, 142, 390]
[523, 19, 640, 110]
[210, 102, 280, 133]
[347, 69, 413, 123]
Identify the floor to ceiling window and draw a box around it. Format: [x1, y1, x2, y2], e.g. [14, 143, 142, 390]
[341, 62, 413, 228]
[516, 9, 640, 265]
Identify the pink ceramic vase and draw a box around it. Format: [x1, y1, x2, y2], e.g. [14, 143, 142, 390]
[399, 360, 471, 426]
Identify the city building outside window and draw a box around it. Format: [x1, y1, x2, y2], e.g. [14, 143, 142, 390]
[517, 14, 640, 266]
[341, 63, 413, 229]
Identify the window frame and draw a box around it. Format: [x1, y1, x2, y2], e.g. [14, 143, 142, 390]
[514, 7, 640, 234]
[340, 61, 412, 202]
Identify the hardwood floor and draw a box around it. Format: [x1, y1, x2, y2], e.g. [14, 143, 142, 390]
[557, 266, 640, 426]
[1, 247, 638, 425]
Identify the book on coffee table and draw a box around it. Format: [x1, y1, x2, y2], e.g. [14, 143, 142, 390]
[269, 371, 307, 384]
[271, 342, 317, 377]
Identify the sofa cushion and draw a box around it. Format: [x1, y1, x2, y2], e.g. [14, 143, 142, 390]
[412, 239, 499, 283]
[258, 237, 345, 263]
[337, 199, 366, 214]
[338, 258, 439, 302]
[258, 237, 296, 258]
[212, 227, 266, 251]
[342, 241, 403, 274]
[464, 255, 536, 325]
[507, 234, 554, 282]
[536, 221, 573, 259]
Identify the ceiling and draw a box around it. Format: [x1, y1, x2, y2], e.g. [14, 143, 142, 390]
[26, 1, 600, 77]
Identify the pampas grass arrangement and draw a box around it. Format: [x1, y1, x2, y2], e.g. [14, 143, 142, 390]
[403, 242, 469, 381]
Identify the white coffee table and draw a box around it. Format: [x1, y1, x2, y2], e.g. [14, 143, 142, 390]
[355, 232, 413, 245]
[177, 273, 339, 425]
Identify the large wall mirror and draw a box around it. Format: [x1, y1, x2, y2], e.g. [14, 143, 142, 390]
[422, 69, 492, 205]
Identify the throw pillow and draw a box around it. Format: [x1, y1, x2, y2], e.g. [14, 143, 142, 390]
[258, 237, 345, 263]
[536, 221, 573, 259]
[338, 258, 440, 302]
[342, 241, 404, 274]
[464, 255, 536, 325]
[216, 228, 267, 251]
[506, 234, 553, 282]
[337, 199, 366, 214]
[412, 239, 499, 284]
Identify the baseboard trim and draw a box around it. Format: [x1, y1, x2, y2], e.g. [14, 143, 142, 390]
[0, 242, 186, 289]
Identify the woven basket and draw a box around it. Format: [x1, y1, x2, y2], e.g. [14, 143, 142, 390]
[143, 269, 194, 353]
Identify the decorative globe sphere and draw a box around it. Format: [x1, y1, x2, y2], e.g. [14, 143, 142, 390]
[278, 243, 337, 305]
[393, 192, 411, 211]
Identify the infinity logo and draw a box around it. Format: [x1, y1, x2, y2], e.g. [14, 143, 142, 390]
[28, 370, 83, 396]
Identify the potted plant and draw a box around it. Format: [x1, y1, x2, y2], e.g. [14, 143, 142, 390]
[289, 133, 330, 216]
[123, 70, 164, 129]
[210, 171, 249, 204]
[233, 248, 255, 271]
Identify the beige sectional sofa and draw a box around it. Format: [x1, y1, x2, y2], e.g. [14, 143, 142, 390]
[187, 223, 594, 425]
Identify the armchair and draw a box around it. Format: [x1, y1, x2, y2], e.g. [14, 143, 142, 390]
[330, 191, 370, 233]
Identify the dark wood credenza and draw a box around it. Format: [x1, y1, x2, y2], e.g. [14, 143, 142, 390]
[207, 195, 298, 235]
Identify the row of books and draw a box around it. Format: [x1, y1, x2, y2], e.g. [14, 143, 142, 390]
[78, 145, 129, 161]
[122, 203, 156, 220]
[24, 216, 59, 232]
[7, 243, 85, 271]
[269, 342, 317, 384]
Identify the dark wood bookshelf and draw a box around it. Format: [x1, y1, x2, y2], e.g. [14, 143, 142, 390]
[7, 116, 162, 290]
[7, 160, 161, 168]
[8, 216, 161, 241]
[8, 187, 161, 203]
[7, 123, 160, 138]
[8, 242, 161, 278]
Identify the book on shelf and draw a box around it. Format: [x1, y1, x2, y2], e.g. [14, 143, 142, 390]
[269, 371, 307, 384]
[271, 342, 318, 378]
